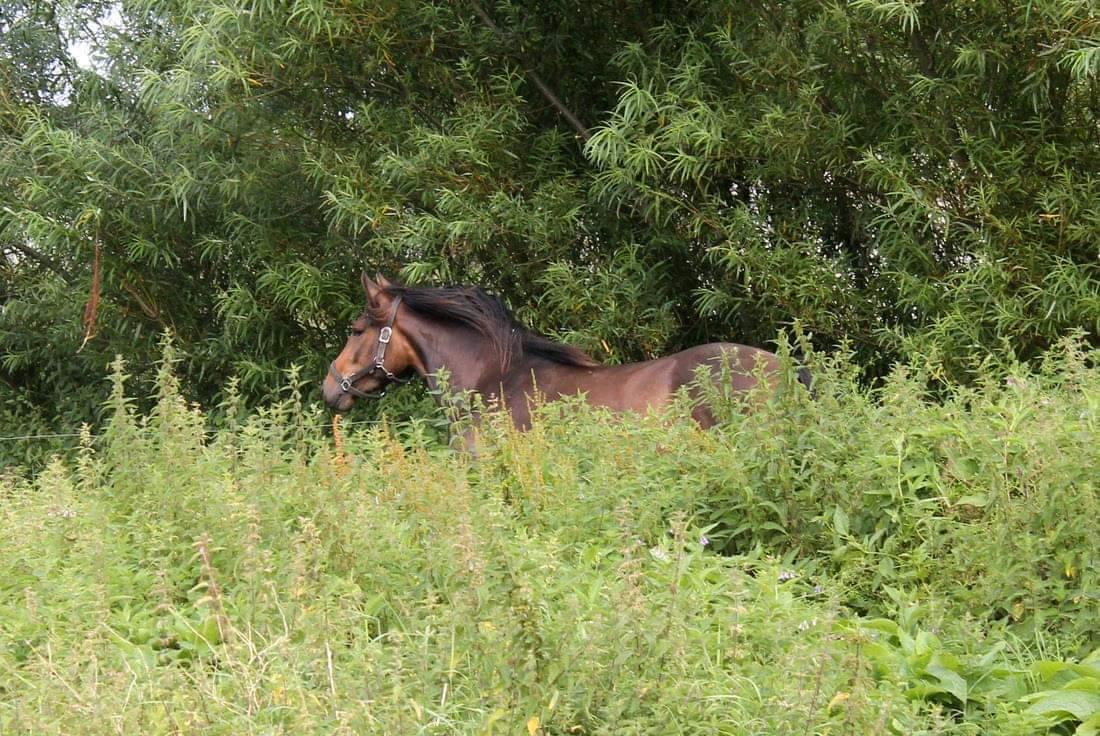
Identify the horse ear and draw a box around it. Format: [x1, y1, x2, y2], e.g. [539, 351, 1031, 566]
[375, 272, 393, 288]
[361, 272, 386, 306]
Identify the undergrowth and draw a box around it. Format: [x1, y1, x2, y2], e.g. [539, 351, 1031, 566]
[0, 340, 1097, 734]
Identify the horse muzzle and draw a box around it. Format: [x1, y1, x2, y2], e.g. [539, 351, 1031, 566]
[321, 377, 355, 412]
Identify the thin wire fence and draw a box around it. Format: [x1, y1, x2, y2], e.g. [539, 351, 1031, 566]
[0, 419, 384, 444]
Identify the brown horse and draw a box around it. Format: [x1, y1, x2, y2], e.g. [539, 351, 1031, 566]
[322, 274, 803, 432]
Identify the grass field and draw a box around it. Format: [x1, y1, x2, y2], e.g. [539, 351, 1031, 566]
[1, 343, 1098, 734]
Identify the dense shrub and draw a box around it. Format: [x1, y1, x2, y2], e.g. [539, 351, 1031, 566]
[4, 0, 1099, 426]
[476, 338, 1099, 651]
[0, 342, 1097, 733]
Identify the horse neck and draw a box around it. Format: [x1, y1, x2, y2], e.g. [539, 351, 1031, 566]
[400, 313, 503, 397]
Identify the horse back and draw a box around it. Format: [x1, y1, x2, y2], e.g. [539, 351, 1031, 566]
[672, 342, 781, 388]
[510, 342, 781, 426]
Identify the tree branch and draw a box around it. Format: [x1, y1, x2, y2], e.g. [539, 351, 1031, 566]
[2, 241, 73, 279]
[467, 0, 591, 142]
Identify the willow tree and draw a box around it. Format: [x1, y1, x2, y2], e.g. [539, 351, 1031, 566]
[2, 0, 1097, 442]
[583, 1, 1099, 375]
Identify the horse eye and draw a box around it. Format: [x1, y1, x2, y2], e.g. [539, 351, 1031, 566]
[350, 327, 364, 336]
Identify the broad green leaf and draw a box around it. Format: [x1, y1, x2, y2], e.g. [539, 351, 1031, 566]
[926, 660, 968, 703]
[1076, 713, 1100, 736]
[833, 506, 849, 536]
[1025, 691, 1100, 722]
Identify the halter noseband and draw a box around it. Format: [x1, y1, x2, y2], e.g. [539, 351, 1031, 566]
[329, 296, 412, 400]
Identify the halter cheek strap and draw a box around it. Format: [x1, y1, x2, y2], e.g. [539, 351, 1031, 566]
[329, 297, 412, 400]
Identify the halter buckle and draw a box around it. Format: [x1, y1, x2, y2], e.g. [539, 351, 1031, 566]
[340, 378, 351, 392]
[378, 326, 392, 344]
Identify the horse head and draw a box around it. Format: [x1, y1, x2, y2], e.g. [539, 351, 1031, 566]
[321, 273, 416, 411]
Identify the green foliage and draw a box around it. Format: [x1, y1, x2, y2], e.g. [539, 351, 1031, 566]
[470, 337, 1100, 651]
[532, 245, 678, 361]
[860, 616, 1100, 733]
[584, 0, 1100, 373]
[3, 0, 1098, 441]
[2, 339, 1097, 733]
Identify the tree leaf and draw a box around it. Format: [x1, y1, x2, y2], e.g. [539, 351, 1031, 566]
[1025, 691, 1100, 722]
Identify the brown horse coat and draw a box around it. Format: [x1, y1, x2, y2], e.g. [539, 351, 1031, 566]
[322, 274, 792, 431]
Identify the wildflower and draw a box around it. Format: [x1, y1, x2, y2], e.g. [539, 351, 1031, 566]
[778, 570, 797, 582]
[649, 547, 670, 563]
[700, 535, 710, 547]
[798, 618, 818, 632]
[814, 585, 824, 595]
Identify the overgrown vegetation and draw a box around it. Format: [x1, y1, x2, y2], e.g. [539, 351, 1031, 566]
[2, 1, 1097, 728]
[3, 0, 1098, 430]
[2, 343, 1096, 734]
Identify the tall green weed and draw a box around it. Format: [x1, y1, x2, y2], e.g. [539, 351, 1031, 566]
[0, 341, 1097, 733]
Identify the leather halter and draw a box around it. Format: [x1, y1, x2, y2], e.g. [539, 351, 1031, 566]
[328, 296, 411, 400]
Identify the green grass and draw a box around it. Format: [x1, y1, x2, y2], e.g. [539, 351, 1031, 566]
[0, 342, 1097, 734]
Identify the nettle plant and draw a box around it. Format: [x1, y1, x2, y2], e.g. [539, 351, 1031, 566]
[1, 337, 1097, 734]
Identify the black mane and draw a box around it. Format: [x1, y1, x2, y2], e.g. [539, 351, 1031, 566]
[371, 284, 600, 371]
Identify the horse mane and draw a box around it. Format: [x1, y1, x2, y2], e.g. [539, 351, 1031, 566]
[370, 284, 600, 371]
